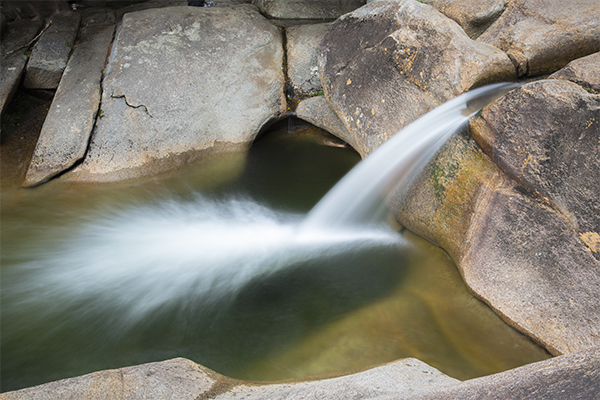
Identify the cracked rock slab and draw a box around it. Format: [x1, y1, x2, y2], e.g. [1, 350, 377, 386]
[477, 0, 600, 77]
[0, 19, 42, 115]
[65, 5, 285, 182]
[23, 22, 116, 187]
[286, 23, 331, 97]
[23, 12, 81, 89]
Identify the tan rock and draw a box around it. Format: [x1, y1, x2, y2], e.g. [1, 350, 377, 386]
[319, 0, 515, 157]
[477, 0, 600, 77]
[549, 51, 600, 93]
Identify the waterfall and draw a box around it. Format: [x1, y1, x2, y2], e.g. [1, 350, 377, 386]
[300, 83, 519, 232]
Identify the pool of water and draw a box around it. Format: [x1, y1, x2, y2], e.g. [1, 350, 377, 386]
[1, 119, 549, 392]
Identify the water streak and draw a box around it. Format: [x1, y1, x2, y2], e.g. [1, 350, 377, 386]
[301, 83, 519, 231]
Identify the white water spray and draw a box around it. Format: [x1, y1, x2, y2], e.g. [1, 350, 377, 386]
[6, 83, 517, 329]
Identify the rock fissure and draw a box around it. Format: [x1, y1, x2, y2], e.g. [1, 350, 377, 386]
[110, 91, 152, 117]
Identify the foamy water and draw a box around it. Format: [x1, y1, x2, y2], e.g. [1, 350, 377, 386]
[6, 195, 402, 330]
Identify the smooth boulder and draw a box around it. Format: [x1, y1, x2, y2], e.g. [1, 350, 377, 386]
[550, 51, 600, 93]
[477, 0, 600, 77]
[394, 81, 600, 355]
[252, 0, 367, 19]
[65, 5, 286, 182]
[319, 0, 515, 157]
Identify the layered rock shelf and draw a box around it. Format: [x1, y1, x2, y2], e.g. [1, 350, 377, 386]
[1, 0, 599, 398]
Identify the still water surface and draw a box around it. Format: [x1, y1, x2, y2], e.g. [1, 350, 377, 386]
[1, 121, 549, 392]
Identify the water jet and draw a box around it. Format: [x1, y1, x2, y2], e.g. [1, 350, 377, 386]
[1, 83, 548, 393]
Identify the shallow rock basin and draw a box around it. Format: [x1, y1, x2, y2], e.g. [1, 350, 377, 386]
[0, 121, 548, 392]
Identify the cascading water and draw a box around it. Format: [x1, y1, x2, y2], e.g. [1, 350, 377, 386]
[1, 83, 525, 392]
[301, 82, 519, 231]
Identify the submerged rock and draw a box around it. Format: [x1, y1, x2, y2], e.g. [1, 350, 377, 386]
[23, 12, 81, 89]
[477, 0, 600, 77]
[65, 5, 285, 182]
[319, 0, 514, 157]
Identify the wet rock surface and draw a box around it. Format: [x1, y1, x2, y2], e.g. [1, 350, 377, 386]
[23, 12, 81, 89]
[65, 5, 285, 182]
[319, 0, 514, 157]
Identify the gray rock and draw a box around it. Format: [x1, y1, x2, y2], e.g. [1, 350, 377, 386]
[81, 7, 116, 26]
[65, 5, 285, 182]
[252, 0, 367, 19]
[213, 358, 458, 399]
[319, 0, 515, 157]
[477, 0, 600, 77]
[419, 0, 505, 39]
[550, 51, 600, 93]
[0, 358, 218, 400]
[286, 23, 331, 97]
[23, 22, 116, 187]
[1, 357, 458, 399]
[23, 12, 81, 89]
[379, 346, 600, 400]
[0, 19, 42, 115]
[472, 80, 600, 260]
[296, 95, 353, 146]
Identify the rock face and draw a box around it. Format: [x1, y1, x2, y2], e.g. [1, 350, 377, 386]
[23, 12, 81, 89]
[0, 358, 218, 400]
[252, 0, 367, 19]
[65, 5, 286, 182]
[286, 23, 331, 97]
[4, 348, 599, 399]
[23, 19, 116, 187]
[395, 80, 600, 356]
[550, 51, 600, 93]
[418, 0, 505, 39]
[472, 80, 600, 259]
[319, 0, 515, 157]
[2, 357, 458, 399]
[0, 19, 42, 115]
[396, 346, 600, 400]
[296, 96, 352, 144]
[477, 0, 600, 77]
